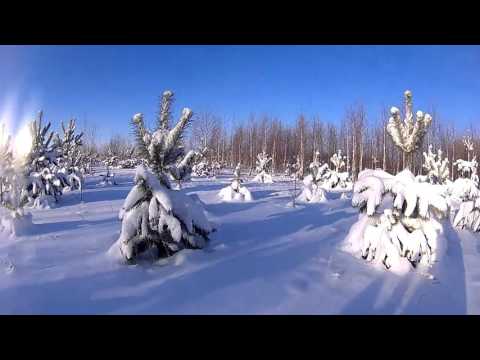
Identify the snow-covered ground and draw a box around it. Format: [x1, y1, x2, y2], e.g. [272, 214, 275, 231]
[1, 168, 480, 314]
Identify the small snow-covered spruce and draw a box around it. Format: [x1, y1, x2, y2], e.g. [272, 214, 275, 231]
[453, 196, 480, 232]
[21, 111, 64, 208]
[114, 90, 212, 263]
[323, 150, 351, 190]
[464, 135, 474, 161]
[218, 163, 252, 202]
[252, 151, 273, 183]
[454, 157, 478, 182]
[118, 146, 138, 169]
[344, 92, 447, 275]
[297, 151, 328, 203]
[54, 119, 84, 192]
[284, 163, 293, 177]
[292, 156, 302, 180]
[211, 160, 222, 177]
[451, 143, 480, 231]
[387, 90, 432, 169]
[330, 149, 345, 172]
[0, 123, 33, 235]
[343, 169, 449, 274]
[233, 163, 241, 178]
[422, 144, 449, 185]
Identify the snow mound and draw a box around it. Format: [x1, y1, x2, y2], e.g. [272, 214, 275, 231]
[297, 175, 327, 203]
[218, 179, 253, 202]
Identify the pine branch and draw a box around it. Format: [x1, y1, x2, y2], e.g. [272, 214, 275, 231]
[158, 90, 174, 130]
[131, 113, 150, 161]
[163, 108, 193, 164]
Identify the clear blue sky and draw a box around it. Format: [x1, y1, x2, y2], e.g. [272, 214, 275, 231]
[1, 45, 479, 140]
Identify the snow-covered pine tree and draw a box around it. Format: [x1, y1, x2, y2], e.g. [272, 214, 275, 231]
[98, 146, 119, 186]
[233, 162, 241, 179]
[323, 149, 351, 189]
[252, 151, 273, 183]
[218, 163, 252, 202]
[292, 156, 302, 180]
[112, 90, 213, 263]
[331, 149, 345, 173]
[0, 123, 33, 235]
[81, 148, 99, 175]
[343, 91, 448, 275]
[284, 162, 293, 177]
[297, 151, 328, 203]
[211, 160, 222, 178]
[451, 140, 480, 231]
[464, 135, 474, 162]
[191, 147, 212, 177]
[422, 144, 449, 185]
[454, 157, 478, 182]
[118, 146, 137, 169]
[54, 119, 84, 192]
[386, 90, 432, 169]
[21, 111, 64, 208]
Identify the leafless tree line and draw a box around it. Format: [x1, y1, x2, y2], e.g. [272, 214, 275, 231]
[80, 105, 479, 181]
[185, 106, 479, 181]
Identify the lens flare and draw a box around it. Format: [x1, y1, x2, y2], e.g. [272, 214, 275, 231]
[0, 123, 11, 148]
[13, 122, 32, 160]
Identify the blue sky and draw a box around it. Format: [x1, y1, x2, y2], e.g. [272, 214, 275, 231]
[1, 45, 479, 140]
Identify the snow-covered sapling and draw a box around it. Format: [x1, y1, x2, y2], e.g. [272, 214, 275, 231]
[343, 91, 447, 275]
[54, 119, 84, 192]
[0, 123, 33, 235]
[343, 169, 449, 274]
[386, 90, 432, 169]
[21, 111, 65, 208]
[323, 150, 351, 190]
[112, 90, 213, 263]
[218, 163, 253, 202]
[463, 135, 474, 162]
[451, 140, 480, 231]
[297, 151, 328, 203]
[422, 144, 449, 185]
[252, 151, 273, 183]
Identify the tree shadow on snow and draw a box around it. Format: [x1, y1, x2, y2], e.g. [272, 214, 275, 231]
[33, 217, 118, 236]
[0, 236, 327, 314]
[340, 220, 467, 314]
[80, 188, 131, 204]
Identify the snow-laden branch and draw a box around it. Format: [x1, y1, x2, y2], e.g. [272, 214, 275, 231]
[422, 144, 449, 185]
[253, 151, 273, 183]
[387, 90, 432, 167]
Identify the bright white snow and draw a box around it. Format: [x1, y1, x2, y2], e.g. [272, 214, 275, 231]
[0, 167, 477, 314]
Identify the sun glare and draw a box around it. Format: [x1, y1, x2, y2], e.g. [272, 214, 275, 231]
[13, 122, 33, 159]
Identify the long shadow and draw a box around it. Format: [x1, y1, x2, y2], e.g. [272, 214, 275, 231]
[205, 201, 263, 217]
[210, 204, 353, 251]
[184, 183, 227, 194]
[33, 217, 118, 236]
[340, 219, 467, 314]
[81, 188, 131, 204]
[250, 189, 283, 201]
[0, 235, 326, 314]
